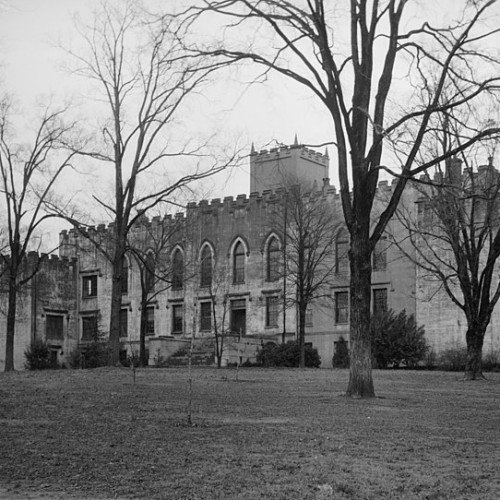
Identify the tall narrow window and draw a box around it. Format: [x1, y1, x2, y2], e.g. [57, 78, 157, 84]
[335, 232, 349, 274]
[265, 296, 279, 327]
[200, 302, 212, 331]
[172, 304, 183, 334]
[373, 288, 388, 315]
[119, 309, 128, 338]
[82, 275, 97, 298]
[373, 240, 387, 271]
[233, 241, 245, 284]
[266, 236, 280, 281]
[335, 291, 349, 324]
[146, 306, 155, 336]
[172, 249, 184, 290]
[145, 252, 155, 292]
[122, 259, 129, 295]
[200, 246, 212, 287]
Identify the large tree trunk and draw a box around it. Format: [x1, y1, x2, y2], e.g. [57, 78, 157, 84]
[464, 325, 485, 380]
[346, 231, 375, 397]
[108, 248, 124, 366]
[4, 275, 18, 372]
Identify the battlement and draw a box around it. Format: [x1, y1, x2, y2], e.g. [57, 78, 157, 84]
[251, 143, 329, 167]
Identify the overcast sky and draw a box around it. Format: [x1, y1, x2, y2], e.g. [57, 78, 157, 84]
[0, 0, 334, 201]
[1, 0, 500, 250]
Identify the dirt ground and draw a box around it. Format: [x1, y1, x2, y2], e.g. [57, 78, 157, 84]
[0, 367, 499, 499]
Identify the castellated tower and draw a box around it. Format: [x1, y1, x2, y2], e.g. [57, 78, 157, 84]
[249, 136, 330, 194]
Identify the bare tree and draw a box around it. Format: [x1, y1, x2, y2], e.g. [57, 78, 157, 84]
[127, 215, 184, 366]
[174, 0, 500, 395]
[395, 144, 500, 380]
[268, 180, 339, 368]
[62, 2, 237, 364]
[0, 98, 76, 371]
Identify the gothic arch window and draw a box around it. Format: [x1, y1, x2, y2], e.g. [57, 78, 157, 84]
[200, 244, 213, 287]
[335, 229, 349, 274]
[233, 241, 245, 284]
[172, 248, 184, 290]
[266, 235, 281, 281]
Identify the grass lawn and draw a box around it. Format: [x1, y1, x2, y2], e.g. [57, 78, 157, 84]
[0, 367, 499, 500]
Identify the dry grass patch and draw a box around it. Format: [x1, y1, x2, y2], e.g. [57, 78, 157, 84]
[0, 368, 499, 499]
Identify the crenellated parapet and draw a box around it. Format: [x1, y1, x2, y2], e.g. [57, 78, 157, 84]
[250, 144, 329, 168]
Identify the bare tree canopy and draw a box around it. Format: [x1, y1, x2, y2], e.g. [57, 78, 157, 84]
[56, 1, 240, 365]
[171, 0, 500, 396]
[268, 178, 340, 368]
[0, 97, 77, 371]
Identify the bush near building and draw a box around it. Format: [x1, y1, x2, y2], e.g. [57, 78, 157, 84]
[257, 341, 321, 368]
[370, 309, 428, 369]
[24, 340, 59, 370]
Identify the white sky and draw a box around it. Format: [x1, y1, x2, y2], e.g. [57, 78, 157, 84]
[0, 0, 332, 198]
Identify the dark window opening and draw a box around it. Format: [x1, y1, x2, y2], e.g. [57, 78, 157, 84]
[373, 241, 387, 271]
[122, 259, 129, 295]
[82, 316, 98, 341]
[172, 250, 184, 290]
[119, 309, 128, 338]
[200, 246, 213, 287]
[46, 314, 64, 341]
[172, 304, 183, 334]
[335, 291, 349, 324]
[82, 275, 97, 298]
[233, 242, 245, 284]
[266, 237, 280, 281]
[200, 302, 212, 331]
[335, 234, 349, 274]
[145, 252, 155, 292]
[230, 299, 246, 335]
[265, 296, 278, 327]
[146, 306, 155, 336]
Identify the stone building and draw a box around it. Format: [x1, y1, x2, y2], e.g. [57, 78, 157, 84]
[3, 140, 470, 370]
[0, 253, 78, 370]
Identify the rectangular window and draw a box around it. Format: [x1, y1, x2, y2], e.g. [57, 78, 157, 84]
[82, 275, 97, 298]
[373, 288, 388, 315]
[373, 241, 387, 271]
[335, 291, 349, 324]
[46, 314, 64, 341]
[146, 306, 155, 336]
[119, 309, 128, 338]
[172, 304, 183, 334]
[82, 315, 98, 341]
[265, 296, 279, 327]
[200, 302, 212, 331]
[230, 299, 246, 335]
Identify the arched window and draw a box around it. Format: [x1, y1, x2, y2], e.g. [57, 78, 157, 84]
[200, 245, 213, 287]
[172, 249, 184, 290]
[266, 236, 280, 281]
[233, 241, 245, 284]
[145, 251, 155, 291]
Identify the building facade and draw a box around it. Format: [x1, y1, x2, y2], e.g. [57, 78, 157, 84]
[4, 142, 497, 371]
